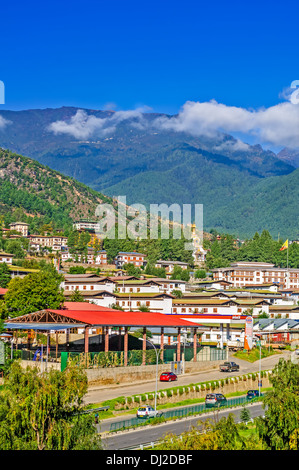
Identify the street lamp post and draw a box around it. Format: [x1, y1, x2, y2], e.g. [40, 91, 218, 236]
[257, 340, 262, 397]
[139, 337, 159, 413]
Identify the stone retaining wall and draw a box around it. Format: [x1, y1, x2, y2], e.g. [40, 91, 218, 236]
[86, 360, 224, 386]
[112, 372, 271, 410]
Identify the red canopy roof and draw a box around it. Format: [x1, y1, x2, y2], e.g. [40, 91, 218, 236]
[46, 302, 196, 327]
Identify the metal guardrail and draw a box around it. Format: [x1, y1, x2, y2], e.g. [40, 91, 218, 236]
[81, 406, 110, 414]
[109, 394, 263, 432]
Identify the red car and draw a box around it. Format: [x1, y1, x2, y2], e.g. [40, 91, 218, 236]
[160, 372, 178, 382]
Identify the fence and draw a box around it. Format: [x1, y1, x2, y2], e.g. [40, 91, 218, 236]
[15, 345, 226, 371]
[64, 346, 226, 370]
[109, 394, 264, 432]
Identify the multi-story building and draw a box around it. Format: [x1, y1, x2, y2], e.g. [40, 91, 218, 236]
[9, 222, 29, 237]
[171, 298, 270, 317]
[114, 279, 161, 294]
[114, 252, 147, 268]
[62, 274, 116, 293]
[28, 235, 68, 251]
[211, 261, 299, 290]
[73, 219, 99, 232]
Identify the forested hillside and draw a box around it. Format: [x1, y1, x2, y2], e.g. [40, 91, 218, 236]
[0, 148, 113, 233]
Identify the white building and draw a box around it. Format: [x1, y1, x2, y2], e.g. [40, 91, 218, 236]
[62, 274, 116, 293]
[9, 222, 29, 237]
[0, 252, 14, 264]
[114, 252, 147, 268]
[212, 261, 299, 290]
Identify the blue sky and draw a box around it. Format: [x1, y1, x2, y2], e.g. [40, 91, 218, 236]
[1, 0, 298, 115]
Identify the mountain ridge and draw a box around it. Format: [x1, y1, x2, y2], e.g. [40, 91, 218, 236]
[0, 106, 297, 238]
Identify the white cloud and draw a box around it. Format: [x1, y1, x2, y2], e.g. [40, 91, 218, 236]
[0, 115, 11, 130]
[47, 93, 299, 149]
[153, 100, 299, 149]
[48, 107, 149, 140]
[213, 139, 251, 153]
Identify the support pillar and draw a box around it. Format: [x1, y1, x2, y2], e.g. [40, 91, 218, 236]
[220, 323, 224, 349]
[124, 327, 128, 366]
[84, 326, 89, 354]
[105, 326, 109, 353]
[193, 327, 197, 362]
[56, 331, 58, 362]
[160, 327, 164, 362]
[118, 327, 122, 351]
[142, 326, 146, 365]
[177, 327, 181, 362]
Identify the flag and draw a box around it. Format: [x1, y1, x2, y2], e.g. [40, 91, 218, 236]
[279, 240, 288, 251]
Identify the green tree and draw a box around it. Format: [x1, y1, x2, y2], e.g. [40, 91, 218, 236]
[5, 239, 25, 259]
[123, 263, 141, 277]
[0, 361, 102, 450]
[69, 289, 86, 302]
[69, 266, 86, 274]
[3, 270, 64, 318]
[240, 404, 251, 424]
[195, 269, 206, 279]
[0, 263, 11, 288]
[256, 358, 299, 450]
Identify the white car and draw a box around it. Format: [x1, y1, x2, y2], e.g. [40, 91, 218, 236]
[136, 406, 163, 419]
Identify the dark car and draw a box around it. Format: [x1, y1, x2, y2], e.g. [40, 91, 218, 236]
[160, 372, 178, 382]
[205, 393, 227, 408]
[247, 390, 259, 399]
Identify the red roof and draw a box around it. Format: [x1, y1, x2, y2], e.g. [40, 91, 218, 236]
[47, 302, 196, 327]
[0, 288, 8, 295]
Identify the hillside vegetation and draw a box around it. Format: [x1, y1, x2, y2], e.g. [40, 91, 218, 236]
[0, 148, 113, 233]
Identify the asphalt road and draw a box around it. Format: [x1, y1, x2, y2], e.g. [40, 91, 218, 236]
[84, 350, 292, 405]
[101, 402, 265, 450]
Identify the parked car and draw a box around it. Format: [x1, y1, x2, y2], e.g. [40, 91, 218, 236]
[136, 406, 163, 419]
[160, 371, 178, 382]
[246, 390, 259, 400]
[205, 393, 227, 408]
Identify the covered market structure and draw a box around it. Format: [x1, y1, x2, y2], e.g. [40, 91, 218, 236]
[4, 302, 202, 365]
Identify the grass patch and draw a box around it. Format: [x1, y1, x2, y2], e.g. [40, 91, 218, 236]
[233, 347, 280, 363]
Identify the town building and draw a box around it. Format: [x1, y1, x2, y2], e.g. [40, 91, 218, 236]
[155, 259, 189, 273]
[211, 261, 299, 290]
[9, 222, 29, 237]
[0, 252, 14, 264]
[114, 252, 147, 268]
[62, 274, 116, 293]
[28, 235, 68, 252]
[73, 219, 99, 232]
